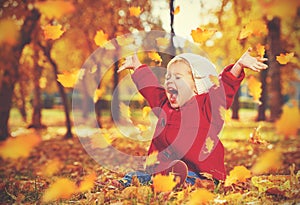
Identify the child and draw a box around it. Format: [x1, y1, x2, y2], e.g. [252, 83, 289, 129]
[117, 49, 267, 187]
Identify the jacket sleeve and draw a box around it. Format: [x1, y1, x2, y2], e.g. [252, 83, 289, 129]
[131, 65, 168, 116]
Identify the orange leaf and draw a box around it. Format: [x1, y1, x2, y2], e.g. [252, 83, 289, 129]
[41, 158, 63, 177]
[57, 70, 79, 88]
[191, 27, 216, 44]
[78, 172, 97, 192]
[94, 30, 109, 47]
[238, 20, 267, 40]
[152, 173, 177, 193]
[256, 43, 265, 58]
[224, 166, 251, 186]
[247, 75, 262, 104]
[42, 178, 77, 202]
[34, 0, 75, 19]
[43, 24, 65, 40]
[129, 6, 142, 17]
[276, 52, 294, 65]
[0, 18, 19, 45]
[148, 52, 162, 63]
[0, 132, 41, 159]
[173, 6, 180, 15]
[275, 103, 300, 137]
[251, 149, 282, 175]
[188, 188, 215, 205]
[249, 125, 267, 145]
[144, 151, 159, 168]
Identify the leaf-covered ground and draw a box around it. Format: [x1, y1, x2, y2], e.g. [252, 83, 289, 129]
[1, 109, 300, 204]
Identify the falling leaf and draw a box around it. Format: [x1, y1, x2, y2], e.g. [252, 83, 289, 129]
[156, 37, 170, 47]
[204, 136, 214, 154]
[0, 132, 41, 159]
[276, 52, 294, 65]
[39, 77, 47, 89]
[219, 106, 232, 124]
[251, 149, 283, 175]
[116, 35, 135, 46]
[90, 132, 114, 149]
[129, 6, 142, 17]
[191, 27, 216, 44]
[93, 88, 105, 103]
[173, 6, 180, 15]
[144, 151, 159, 168]
[34, 0, 75, 19]
[94, 30, 109, 47]
[247, 75, 262, 104]
[0, 18, 19, 45]
[142, 106, 152, 118]
[42, 178, 77, 202]
[224, 166, 251, 186]
[57, 70, 79, 88]
[78, 172, 97, 192]
[41, 158, 63, 177]
[249, 125, 267, 145]
[148, 52, 162, 63]
[43, 24, 65, 40]
[238, 20, 267, 40]
[256, 43, 265, 58]
[275, 103, 300, 137]
[188, 188, 215, 205]
[209, 75, 220, 87]
[152, 173, 177, 193]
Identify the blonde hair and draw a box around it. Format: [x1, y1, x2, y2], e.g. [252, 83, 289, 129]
[167, 57, 193, 74]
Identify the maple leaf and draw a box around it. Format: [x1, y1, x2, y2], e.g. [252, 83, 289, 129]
[0, 18, 19, 45]
[238, 20, 267, 40]
[276, 52, 294, 65]
[204, 136, 214, 154]
[275, 103, 300, 137]
[247, 75, 262, 104]
[43, 24, 65, 40]
[57, 70, 79, 88]
[251, 149, 283, 175]
[78, 172, 97, 192]
[156, 37, 169, 47]
[0, 132, 41, 159]
[148, 52, 162, 63]
[256, 43, 265, 58]
[41, 158, 63, 177]
[144, 151, 159, 168]
[225, 165, 251, 186]
[94, 30, 109, 47]
[129, 6, 142, 17]
[42, 178, 77, 202]
[209, 75, 220, 87]
[173, 6, 180, 15]
[188, 188, 215, 205]
[34, 0, 75, 19]
[219, 106, 232, 124]
[191, 27, 216, 44]
[152, 173, 177, 193]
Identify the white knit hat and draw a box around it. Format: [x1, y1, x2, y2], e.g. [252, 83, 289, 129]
[172, 53, 217, 94]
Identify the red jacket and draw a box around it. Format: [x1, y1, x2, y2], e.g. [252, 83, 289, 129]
[132, 64, 244, 180]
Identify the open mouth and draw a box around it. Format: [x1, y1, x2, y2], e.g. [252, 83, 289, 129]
[167, 87, 178, 104]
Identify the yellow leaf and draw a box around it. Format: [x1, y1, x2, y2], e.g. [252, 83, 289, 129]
[90, 132, 113, 149]
[225, 166, 251, 186]
[93, 88, 105, 103]
[275, 103, 300, 137]
[57, 70, 79, 88]
[39, 77, 47, 89]
[42, 178, 77, 202]
[276, 52, 294, 65]
[34, 0, 75, 19]
[116, 35, 135, 46]
[249, 125, 267, 145]
[0, 18, 19, 45]
[204, 136, 214, 154]
[256, 43, 265, 58]
[94, 30, 109, 47]
[43, 24, 65, 40]
[0, 132, 41, 159]
[156, 37, 169, 47]
[142, 106, 152, 118]
[42, 158, 63, 177]
[209, 75, 220, 87]
[148, 52, 162, 63]
[247, 75, 262, 104]
[152, 173, 177, 193]
[78, 172, 97, 192]
[191, 27, 216, 44]
[129, 6, 142, 17]
[251, 149, 283, 175]
[144, 151, 159, 168]
[188, 188, 215, 205]
[173, 6, 180, 15]
[238, 20, 267, 40]
[219, 106, 232, 124]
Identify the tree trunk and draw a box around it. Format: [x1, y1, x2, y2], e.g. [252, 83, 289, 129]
[231, 88, 240, 119]
[0, 9, 40, 141]
[256, 58, 268, 121]
[112, 57, 120, 122]
[267, 17, 283, 122]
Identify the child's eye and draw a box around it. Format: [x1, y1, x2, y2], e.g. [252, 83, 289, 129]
[175, 75, 181, 80]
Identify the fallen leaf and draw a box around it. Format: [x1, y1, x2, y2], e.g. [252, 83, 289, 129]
[225, 165, 251, 186]
[43, 24, 65, 40]
[173, 6, 180, 15]
[129, 6, 142, 17]
[188, 188, 215, 205]
[41, 158, 63, 177]
[152, 173, 177, 193]
[94, 30, 109, 47]
[78, 172, 97, 192]
[249, 125, 267, 145]
[276, 52, 294, 65]
[191, 27, 216, 44]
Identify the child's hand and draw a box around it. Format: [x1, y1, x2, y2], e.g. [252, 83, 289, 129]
[237, 48, 268, 72]
[117, 53, 142, 73]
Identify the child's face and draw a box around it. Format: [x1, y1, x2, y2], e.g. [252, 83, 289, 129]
[165, 61, 197, 108]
